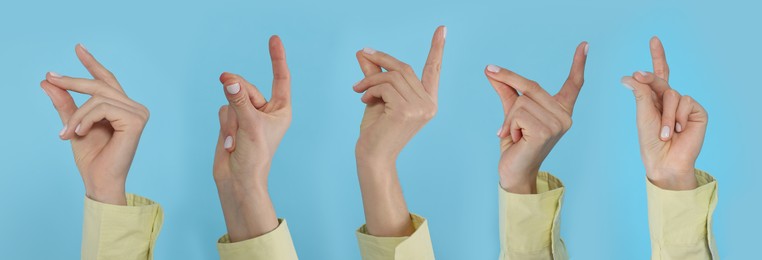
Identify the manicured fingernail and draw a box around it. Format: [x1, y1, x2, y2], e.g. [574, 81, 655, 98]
[487, 64, 500, 73]
[637, 71, 647, 77]
[223, 136, 233, 149]
[584, 43, 589, 56]
[362, 47, 376, 54]
[497, 128, 503, 137]
[676, 123, 683, 132]
[49, 71, 62, 78]
[660, 125, 670, 139]
[225, 83, 240, 95]
[442, 26, 447, 39]
[59, 125, 68, 137]
[75, 124, 81, 135]
[622, 82, 634, 90]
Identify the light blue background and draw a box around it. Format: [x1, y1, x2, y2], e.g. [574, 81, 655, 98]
[1, 0, 759, 259]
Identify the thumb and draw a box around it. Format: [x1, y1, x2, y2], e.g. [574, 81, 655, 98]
[622, 76, 661, 140]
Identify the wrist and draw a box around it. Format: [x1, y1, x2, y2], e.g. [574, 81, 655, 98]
[647, 167, 697, 190]
[86, 183, 127, 205]
[499, 167, 539, 194]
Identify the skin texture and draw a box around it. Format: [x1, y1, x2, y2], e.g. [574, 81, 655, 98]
[41, 44, 149, 206]
[485, 42, 589, 194]
[213, 35, 291, 242]
[621, 37, 707, 190]
[353, 26, 446, 237]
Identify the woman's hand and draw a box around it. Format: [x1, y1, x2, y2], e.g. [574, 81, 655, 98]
[213, 36, 291, 242]
[485, 42, 588, 194]
[353, 30, 445, 164]
[41, 44, 149, 205]
[621, 37, 707, 190]
[352, 26, 445, 236]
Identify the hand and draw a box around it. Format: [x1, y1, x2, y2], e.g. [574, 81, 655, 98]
[352, 26, 445, 236]
[485, 42, 588, 194]
[621, 37, 707, 190]
[41, 44, 149, 205]
[213, 36, 291, 242]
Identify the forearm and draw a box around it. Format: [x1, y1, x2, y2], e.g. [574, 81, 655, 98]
[356, 158, 414, 237]
[216, 180, 279, 242]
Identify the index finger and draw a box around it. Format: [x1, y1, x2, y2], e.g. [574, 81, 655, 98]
[421, 26, 446, 97]
[74, 44, 123, 92]
[649, 36, 670, 81]
[356, 51, 382, 77]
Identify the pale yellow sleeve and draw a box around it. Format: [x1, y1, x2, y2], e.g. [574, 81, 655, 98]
[498, 171, 567, 260]
[647, 169, 718, 260]
[81, 193, 163, 260]
[216, 219, 298, 260]
[355, 214, 434, 260]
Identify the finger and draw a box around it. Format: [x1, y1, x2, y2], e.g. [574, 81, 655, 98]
[485, 68, 519, 115]
[60, 97, 138, 139]
[359, 48, 426, 98]
[74, 44, 123, 92]
[659, 89, 680, 141]
[224, 105, 239, 152]
[501, 97, 558, 140]
[555, 41, 589, 113]
[504, 108, 545, 144]
[353, 71, 416, 101]
[675, 95, 694, 133]
[220, 72, 267, 109]
[650, 36, 670, 81]
[269, 35, 291, 104]
[632, 71, 671, 99]
[65, 102, 143, 138]
[45, 72, 121, 98]
[218, 79, 257, 125]
[361, 83, 404, 105]
[421, 26, 446, 97]
[485, 65, 561, 114]
[41, 80, 76, 124]
[356, 51, 382, 77]
[622, 76, 663, 141]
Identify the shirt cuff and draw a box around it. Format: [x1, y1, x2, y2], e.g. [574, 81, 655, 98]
[356, 213, 435, 260]
[217, 219, 298, 260]
[82, 193, 163, 260]
[498, 171, 568, 259]
[646, 169, 718, 259]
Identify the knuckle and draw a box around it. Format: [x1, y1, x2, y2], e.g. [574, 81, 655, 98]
[401, 63, 415, 74]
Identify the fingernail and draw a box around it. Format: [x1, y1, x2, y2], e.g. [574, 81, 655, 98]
[225, 83, 240, 95]
[224, 136, 233, 149]
[660, 125, 670, 139]
[637, 71, 647, 77]
[78, 43, 88, 53]
[497, 128, 503, 137]
[59, 125, 68, 137]
[41, 87, 50, 97]
[442, 26, 447, 39]
[362, 47, 376, 54]
[584, 43, 589, 56]
[75, 124, 81, 135]
[622, 82, 634, 90]
[49, 71, 62, 78]
[487, 64, 500, 73]
[676, 123, 683, 132]
[352, 80, 361, 88]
